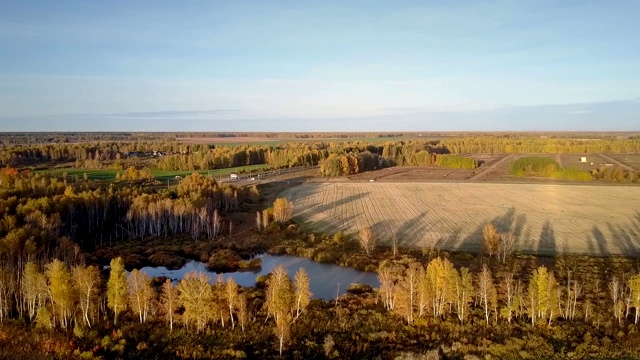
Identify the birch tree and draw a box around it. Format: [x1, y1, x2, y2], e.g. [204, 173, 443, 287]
[22, 262, 45, 321]
[394, 262, 422, 324]
[128, 269, 154, 324]
[628, 274, 640, 325]
[107, 257, 128, 325]
[265, 265, 294, 356]
[226, 277, 239, 330]
[609, 276, 624, 326]
[454, 267, 473, 324]
[272, 198, 293, 225]
[425, 257, 455, 318]
[358, 227, 375, 255]
[528, 265, 559, 326]
[500, 272, 515, 324]
[483, 223, 500, 258]
[178, 271, 214, 332]
[72, 265, 100, 328]
[497, 232, 516, 264]
[237, 293, 248, 333]
[45, 259, 74, 329]
[160, 279, 178, 332]
[293, 268, 311, 321]
[477, 264, 497, 325]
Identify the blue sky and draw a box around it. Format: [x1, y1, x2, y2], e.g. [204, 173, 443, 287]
[0, 0, 639, 131]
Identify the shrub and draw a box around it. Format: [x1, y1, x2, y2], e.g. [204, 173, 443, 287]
[509, 157, 591, 181]
[434, 155, 477, 169]
[509, 156, 560, 176]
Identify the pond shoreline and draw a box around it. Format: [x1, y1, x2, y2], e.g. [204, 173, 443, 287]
[139, 253, 380, 300]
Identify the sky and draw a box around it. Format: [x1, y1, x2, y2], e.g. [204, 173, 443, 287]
[0, 0, 639, 132]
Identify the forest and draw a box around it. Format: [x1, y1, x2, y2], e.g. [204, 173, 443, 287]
[0, 134, 639, 359]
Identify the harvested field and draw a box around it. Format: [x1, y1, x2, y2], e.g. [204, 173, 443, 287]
[604, 154, 640, 171]
[346, 155, 506, 182]
[281, 182, 640, 256]
[347, 167, 474, 181]
[559, 154, 608, 171]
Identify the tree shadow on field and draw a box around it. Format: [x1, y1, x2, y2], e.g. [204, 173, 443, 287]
[370, 220, 395, 246]
[295, 214, 359, 238]
[605, 216, 640, 257]
[454, 207, 525, 254]
[321, 192, 370, 213]
[536, 221, 556, 256]
[433, 227, 464, 253]
[395, 211, 429, 248]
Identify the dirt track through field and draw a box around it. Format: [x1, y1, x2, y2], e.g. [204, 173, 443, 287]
[281, 182, 640, 256]
[599, 153, 636, 172]
[468, 154, 514, 181]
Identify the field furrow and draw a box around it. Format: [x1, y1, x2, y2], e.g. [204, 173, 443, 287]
[281, 182, 640, 256]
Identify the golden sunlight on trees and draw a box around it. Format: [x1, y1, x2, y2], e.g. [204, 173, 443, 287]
[128, 269, 154, 324]
[528, 266, 559, 326]
[483, 223, 500, 258]
[272, 198, 294, 225]
[497, 232, 517, 264]
[358, 227, 375, 255]
[178, 271, 213, 333]
[45, 259, 74, 329]
[477, 264, 497, 325]
[226, 277, 239, 330]
[107, 257, 128, 325]
[294, 268, 312, 321]
[265, 265, 311, 355]
[453, 267, 473, 324]
[21, 262, 45, 322]
[160, 279, 179, 332]
[72, 265, 100, 328]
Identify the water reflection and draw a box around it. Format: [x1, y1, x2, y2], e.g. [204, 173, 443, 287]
[140, 254, 380, 300]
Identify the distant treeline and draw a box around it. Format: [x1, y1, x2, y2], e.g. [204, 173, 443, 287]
[1, 140, 463, 172]
[442, 137, 640, 154]
[3, 131, 638, 146]
[3, 136, 639, 176]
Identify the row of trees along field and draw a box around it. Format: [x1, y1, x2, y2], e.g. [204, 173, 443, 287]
[3, 136, 637, 175]
[319, 152, 477, 176]
[2, 139, 466, 172]
[0, 168, 258, 270]
[2, 254, 640, 357]
[441, 136, 640, 154]
[510, 156, 640, 182]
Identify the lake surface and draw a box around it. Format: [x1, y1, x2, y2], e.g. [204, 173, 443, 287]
[140, 254, 380, 300]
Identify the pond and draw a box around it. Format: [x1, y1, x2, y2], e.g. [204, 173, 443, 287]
[140, 254, 380, 300]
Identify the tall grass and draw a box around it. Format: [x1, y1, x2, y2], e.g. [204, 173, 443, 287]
[435, 154, 478, 169]
[509, 156, 591, 181]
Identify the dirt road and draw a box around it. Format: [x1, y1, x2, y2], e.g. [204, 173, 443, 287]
[468, 154, 514, 181]
[598, 153, 636, 172]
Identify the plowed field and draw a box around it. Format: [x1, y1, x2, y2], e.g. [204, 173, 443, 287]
[281, 182, 640, 256]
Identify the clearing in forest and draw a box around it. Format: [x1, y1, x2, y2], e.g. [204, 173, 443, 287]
[281, 182, 640, 256]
